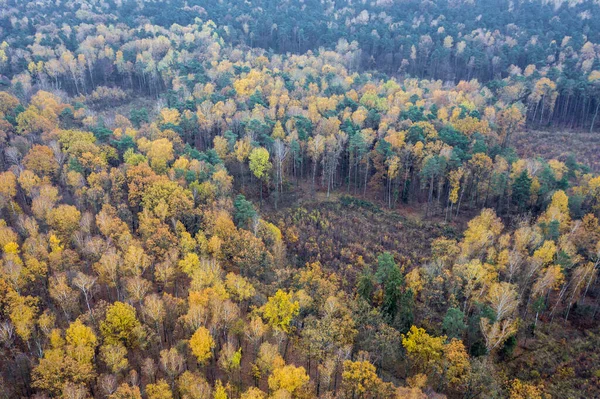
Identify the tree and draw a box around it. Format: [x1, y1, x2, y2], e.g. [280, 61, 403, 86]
[375, 252, 396, 284]
[101, 343, 129, 373]
[147, 138, 174, 173]
[341, 359, 393, 399]
[146, 380, 173, 399]
[381, 260, 404, 323]
[65, 319, 97, 367]
[261, 290, 300, 334]
[442, 308, 466, 339]
[240, 387, 266, 399]
[268, 364, 310, 397]
[233, 195, 256, 229]
[109, 383, 142, 399]
[141, 179, 194, 220]
[356, 265, 375, 302]
[509, 379, 543, 399]
[249, 147, 271, 203]
[189, 326, 215, 364]
[23, 145, 59, 177]
[100, 301, 146, 348]
[218, 342, 242, 374]
[49, 272, 79, 319]
[73, 272, 97, 318]
[16, 106, 57, 136]
[33, 321, 97, 395]
[177, 371, 212, 399]
[0, 91, 19, 115]
[512, 170, 532, 212]
[459, 208, 503, 259]
[214, 380, 228, 399]
[6, 290, 37, 343]
[538, 190, 571, 233]
[272, 138, 289, 198]
[307, 135, 325, 191]
[402, 325, 445, 375]
[0, 171, 17, 210]
[47, 204, 81, 240]
[480, 318, 517, 353]
[442, 339, 471, 392]
[486, 282, 518, 321]
[225, 272, 256, 302]
[497, 105, 524, 148]
[160, 347, 185, 382]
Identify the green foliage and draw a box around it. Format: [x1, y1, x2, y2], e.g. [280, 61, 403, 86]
[381, 262, 404, 323]
[130, 108, 149, 128]
[356, 266, 374, 302]
[234, 195, 257, 229]
[375, 252, 397, 285]
[443, 308, 467, 339]
[512, 170, 532, 212]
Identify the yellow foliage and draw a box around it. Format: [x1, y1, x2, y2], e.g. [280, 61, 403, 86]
[402, 326, 446, 374]
[261, 289, 300, 333]
[159, 108, 181, 125]
[189, 326, 215, 364]
[268, 364, 309, 395]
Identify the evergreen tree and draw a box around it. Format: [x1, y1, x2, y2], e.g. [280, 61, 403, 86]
[511, 170, 532, 212]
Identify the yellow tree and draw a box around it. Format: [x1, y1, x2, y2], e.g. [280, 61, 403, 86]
[538, 190, 571, 233]
[0, 171, 16, 210]
[214, 380, 229, 399]
[268, 364, 310, 397]
[225, 272, 256, 302]
[249, 147, 272, 203]
[497, 104, 525, 148]
[100, 301, 146, 348]
[447, 168, 464, 219]
[234, 137, 252, 186]
[6, 290, 38, 343]
[47, 204, 81, 241]
[65, 320, 97, 367]
[402, 325, 446, 375]
[23, 145, 59, 178]
[177, 371, 212, 399]
[109, 383, 142, 399]
[189, 326, 215, 364]
[33, 321, 97, 395]
[261, 289, 300, 334]
[147, 138, 174, 173]
[442, 339, 471, 393]
[159, 108, 181, 126]
[146, 379, 173, 399]
[459, 208, 503, 260]
[509, 379, 543, 399]
[454, 259, 496, 312]
[341, 358, 395, 399]
[100, 343, 129, 373]
[240, 387, 266, 399]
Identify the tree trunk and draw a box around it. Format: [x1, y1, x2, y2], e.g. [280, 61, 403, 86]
[591, 101, 600, 133]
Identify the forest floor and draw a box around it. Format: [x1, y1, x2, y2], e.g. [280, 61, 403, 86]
[88, 95, 160, 125]
[513, 129, 600, 171]
[261, 181, 462, 281]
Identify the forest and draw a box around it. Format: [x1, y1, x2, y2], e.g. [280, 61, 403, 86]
[0, 0, 599, 398]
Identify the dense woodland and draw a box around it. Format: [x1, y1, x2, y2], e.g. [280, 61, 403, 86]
[0, 0, 600, 398]
[3, 0, 600, 131]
